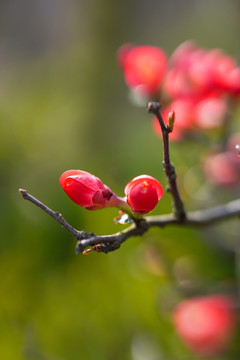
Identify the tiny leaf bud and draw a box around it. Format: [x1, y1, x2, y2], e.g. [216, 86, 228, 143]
[168, 110, 175, 130]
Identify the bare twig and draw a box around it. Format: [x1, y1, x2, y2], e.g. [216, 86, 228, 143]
[19, 189, 240, 254]
[147, 101, 186, 221]
[19, 189, 90, 241]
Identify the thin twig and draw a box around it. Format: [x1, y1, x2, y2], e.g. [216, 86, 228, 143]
[147, 101, 186, 221]
[19, 189, 240, 254]
[19, 189, 89, 241]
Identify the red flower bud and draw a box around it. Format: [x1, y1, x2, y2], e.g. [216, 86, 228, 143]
[173, 295, 236, 357]
[122, 45, 167, 97]
[124, 175, 163, 214]
[60, 170, 113, 210]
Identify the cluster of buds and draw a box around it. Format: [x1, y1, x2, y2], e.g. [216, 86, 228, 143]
[60, 170, 163, 216]
[173, 295, 236, 357]
[57, 42, 240, 358]
[117, 41, 240, 141]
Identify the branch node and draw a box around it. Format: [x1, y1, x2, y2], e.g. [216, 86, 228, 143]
[75, 242, 85, 255]
[163, 162, 176, 181]
[147, 101, 161, 113]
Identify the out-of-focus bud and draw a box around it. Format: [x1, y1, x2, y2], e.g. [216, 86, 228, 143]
[122, 45, 167, 97]
[173, 295, 236, 357]
[212, 52, 236, 90]
[203, 152, 239, 187]
[169, 40, 197, 68]
[165, 41, 239, 99]
[60, 170, 113, 210]
[124, 175, 163, 214]
[194, 96, 227, 129]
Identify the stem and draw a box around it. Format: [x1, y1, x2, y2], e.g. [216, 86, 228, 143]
[108, 194, 132, 215]
[19, 189, 89, 241]
[107, 194, 143, 222]
[147, 101, 186, 221]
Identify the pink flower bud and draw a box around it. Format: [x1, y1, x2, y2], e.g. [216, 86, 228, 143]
[60, 170, 113, 210]
[124, 175, 163, 214]
[165, 43, 213, 98]
[194, 96, 227, 129]
[165, 42, 239, 99]
[203, 152, 239, 187]
[173, 295, 236, 357]
[122, 45, 167, 97]
[169, 40, 197, 68]
[212, 52, 236, 90]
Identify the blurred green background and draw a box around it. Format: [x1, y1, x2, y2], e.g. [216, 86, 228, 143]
[1, 0, 240, 359]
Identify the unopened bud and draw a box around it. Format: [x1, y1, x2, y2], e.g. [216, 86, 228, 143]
[59, 170, 113, 210]
[124, 175, 163, 214]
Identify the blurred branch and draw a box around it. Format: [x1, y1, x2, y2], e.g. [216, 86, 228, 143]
[19, 189, 240, 254]
[147, 101, 186, 221]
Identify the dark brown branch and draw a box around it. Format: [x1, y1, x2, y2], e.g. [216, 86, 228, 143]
[147, 101, 186, 221]
[19, 189, 89, 241]
[19, 189, 240, 254]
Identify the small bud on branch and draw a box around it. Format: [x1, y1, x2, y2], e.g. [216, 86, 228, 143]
[168, 111, 175, 131]
[124, 175, 163, 214]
